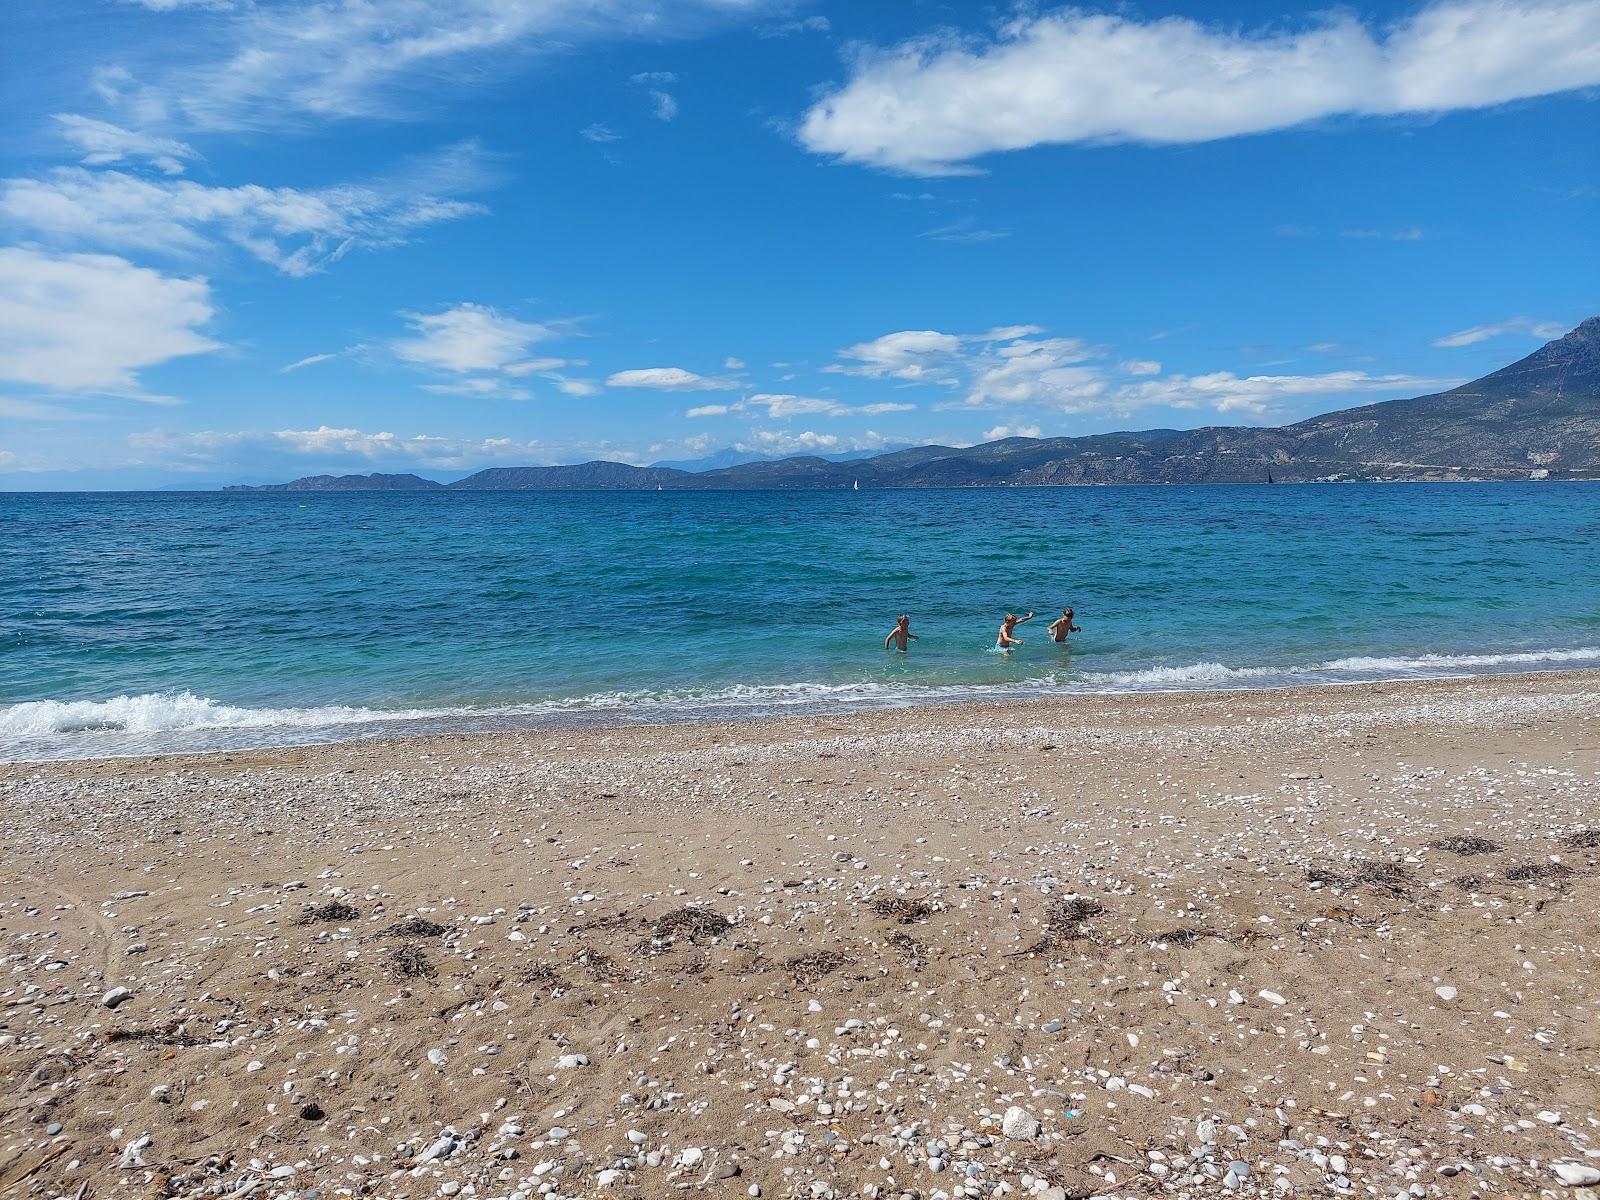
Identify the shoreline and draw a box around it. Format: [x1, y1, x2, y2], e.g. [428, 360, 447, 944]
[3, 670, 1598, 1200]
[6, 661, 1600, 770]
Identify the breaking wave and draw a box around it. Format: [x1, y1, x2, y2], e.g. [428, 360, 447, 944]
[4, 645, 1597, 761]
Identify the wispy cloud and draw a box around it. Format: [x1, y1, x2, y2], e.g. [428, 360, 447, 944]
[734, 428, 896, 456]
[685, 393, 917, 418]
[983, 423, 1042, 440]
[128, 425, 547, 472]
[649, 90, 680, 121]
[1342, 226, 1425, 241]
[53, 114, 197, 175]
[0, 247, 219, 398]
[394, 304, 560, 373]
[91, 0, 780, 133]
[800, 0, 1600, 173]
[1432, 316, 1568, 347]
[922, 218, 1010, 243]
[826, 320, 1454, 421]
[758, 14, 829, 38]
[0, 142, 490, 277]
[389, 303, 587, 399]
[281, 352, 337, 373]
[1110, 369, 1462, 418]
[580, 123, 623, 143]
[606, 367, 739, 391]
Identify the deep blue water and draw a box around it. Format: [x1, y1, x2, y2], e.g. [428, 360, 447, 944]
[3, 484, 1598, 759]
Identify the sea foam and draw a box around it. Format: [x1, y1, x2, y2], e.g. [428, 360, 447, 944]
[4, 645, 1597, 760]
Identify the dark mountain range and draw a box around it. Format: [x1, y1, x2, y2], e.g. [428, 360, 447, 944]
[225, 319, 1599, 493]
[648, 446, 901, 471]
[224, 472, 444, 493]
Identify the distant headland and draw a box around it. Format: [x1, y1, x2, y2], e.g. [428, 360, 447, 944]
[226, 318, 1600, 492]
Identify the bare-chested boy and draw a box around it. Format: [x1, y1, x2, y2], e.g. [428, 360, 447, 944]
[996, 611, 1033, 651]
[884, 614, 918, 652]
[1048, 607, 1082, 642]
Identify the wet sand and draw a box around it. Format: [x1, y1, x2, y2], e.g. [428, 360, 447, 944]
[3, 672, 1599, 1200]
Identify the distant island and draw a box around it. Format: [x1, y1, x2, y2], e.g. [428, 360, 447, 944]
[227, 317, 1600, 492]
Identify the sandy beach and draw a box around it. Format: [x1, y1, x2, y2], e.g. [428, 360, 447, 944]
[3, 672, 1599, 1200]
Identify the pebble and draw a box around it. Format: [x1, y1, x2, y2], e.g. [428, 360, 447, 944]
[1001, 1106, 1040, 1139]
[1555, 1164, 1600, 1187]
[1435, 985, 1458, 1001]
[102, 986, 133, 1008]
[556, 1053, 589, 1069]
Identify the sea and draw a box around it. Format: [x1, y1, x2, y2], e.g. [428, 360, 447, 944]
[3, 484, 1598, 761]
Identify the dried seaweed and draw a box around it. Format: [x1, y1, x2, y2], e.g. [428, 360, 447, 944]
[785, 950, 848, 985]
[1430, 835, 1502, 856]
[1009, 895, 1107, 957]
[302, 900, 360, 924]
[1504, 861, 1572, 884]
[886, 931, 928, 967]
[383, 917, 447, 938]
[1146, 927, 1207, 948]
[1306, 859, 1415, 896]
[519, 963, 561, 989]
[386, 944, 434, 979]
[652, 907, 733, 944]
[870, 895, 932, 924]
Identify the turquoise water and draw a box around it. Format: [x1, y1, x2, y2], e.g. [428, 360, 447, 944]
[3, 484, 1598, 760]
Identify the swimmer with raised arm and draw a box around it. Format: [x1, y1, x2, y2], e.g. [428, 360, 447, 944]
[996, 611, 1033, 651]
[884, 614, 918, 652]
[1048, 607, 1082, 642]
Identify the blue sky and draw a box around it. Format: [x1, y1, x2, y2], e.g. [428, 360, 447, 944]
[1, 0, 1596, 488]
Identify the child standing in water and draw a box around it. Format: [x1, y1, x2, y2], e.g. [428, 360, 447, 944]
[996, 611, 1033, 651]
[884, 614, 918, 652]
[1048, 607, 1082, 642]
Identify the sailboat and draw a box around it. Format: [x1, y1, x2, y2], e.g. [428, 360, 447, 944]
[853, 479, 860, 491]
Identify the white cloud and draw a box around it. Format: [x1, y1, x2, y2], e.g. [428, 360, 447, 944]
[963, 337, 1103, 409]
[0, 247, 219, 396]
[759, 14, 829, 37]
[394, 303, 559, 373]
[830, 319, 1455, 421]
[828, 330, 965, 382]
[1342, 226, 1426, 241]
[735, 429, 897, 456]
[0, 146, 488, 276]
[799, 0, 1600, 173]
[390, 304, 592, 400]
[580, 123, 622, 142]
[553, 378, 600, 397]
[983, 423, 1042, 440]
[96, 1, 779, 133]
[1432, 316, 1569, 347]
[723, 356, 745, 370]
[118, 0, 235, 9]
[1112, 370, 1461, 417]
[713, 396, 915, 419]
[282, 352, 336, 373]
[128, 425, 546, 471]
[922, 219, 1010, 243]
[0, 397, 85, 421]
[53, 114, 197, 175]
[649, 90, 680, 121]
[422, 378, 534, 401]
[606, 366, 739, 391]
[629, 71, 678, 85]
[685, 404, 731, 417]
